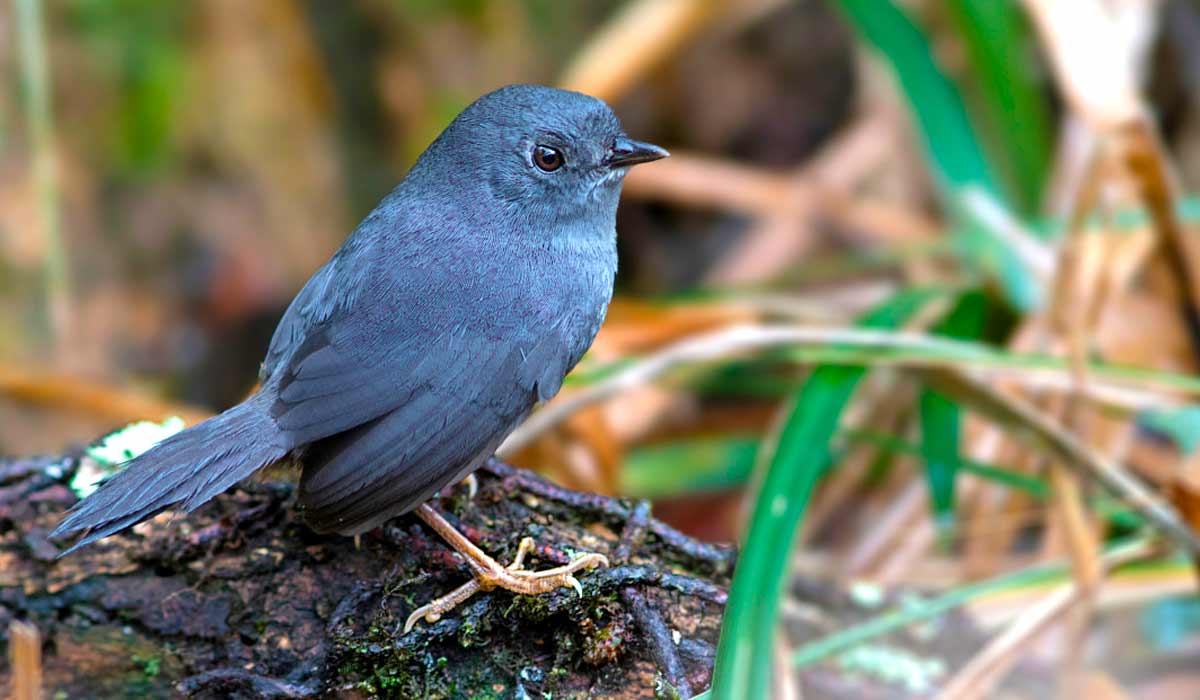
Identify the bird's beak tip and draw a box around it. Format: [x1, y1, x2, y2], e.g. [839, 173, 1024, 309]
[607, 138, 669, 168]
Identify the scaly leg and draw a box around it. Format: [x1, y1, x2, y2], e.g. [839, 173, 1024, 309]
[404, 503, 608, 632]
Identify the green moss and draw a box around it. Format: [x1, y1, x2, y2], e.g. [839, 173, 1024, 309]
[503, 593, 554, 623]
[131, 654, 161, 678]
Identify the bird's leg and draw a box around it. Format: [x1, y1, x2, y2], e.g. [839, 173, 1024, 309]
[404, 503, 608, 632]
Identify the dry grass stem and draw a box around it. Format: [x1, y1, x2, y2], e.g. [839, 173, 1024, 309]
[502, 323, 1197, 457]
[919, 369, 1200, 555]
[935, 539, 1157, 700]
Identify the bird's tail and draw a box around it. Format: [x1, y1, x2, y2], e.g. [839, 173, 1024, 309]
[52, 398, 288, 555]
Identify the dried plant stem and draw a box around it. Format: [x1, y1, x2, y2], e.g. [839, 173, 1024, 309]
[940, 581, 1078, 700]
[934, 538, 1155, 700]
[1045, 133, 1106, 693]
[1047, 461, 1100, 693]
[15, 0, 69, 348]
[1026, 0, 1200, 349]
[919, 368, 1200, 556]
[1121, 120, 1200, 349]
[9, 620, 43, 700]
[501, 323, 1197, 456]
[621, 150, 938, 246]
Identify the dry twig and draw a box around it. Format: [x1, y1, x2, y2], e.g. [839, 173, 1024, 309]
[8, 620, 42, 700]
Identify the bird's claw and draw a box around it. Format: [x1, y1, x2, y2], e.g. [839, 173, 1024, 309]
[403, 542, 608, 633]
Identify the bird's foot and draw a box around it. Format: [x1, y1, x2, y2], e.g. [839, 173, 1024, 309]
[403, 504, 608, 632]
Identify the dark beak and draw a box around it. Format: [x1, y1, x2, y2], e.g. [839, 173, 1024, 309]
[606, 137, 669, 168]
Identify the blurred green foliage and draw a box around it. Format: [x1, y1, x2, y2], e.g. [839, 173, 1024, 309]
[66, 0, 189, 175]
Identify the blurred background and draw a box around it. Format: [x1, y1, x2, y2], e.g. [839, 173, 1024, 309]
[6, 0, 1200, 697]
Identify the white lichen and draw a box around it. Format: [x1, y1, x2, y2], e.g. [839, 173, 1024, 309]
[71, 416, 186, 498]
[849, 580, 885, 608]
[836, 643, 946, 693]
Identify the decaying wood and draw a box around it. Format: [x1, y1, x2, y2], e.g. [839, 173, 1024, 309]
[0, 454, 732, 699]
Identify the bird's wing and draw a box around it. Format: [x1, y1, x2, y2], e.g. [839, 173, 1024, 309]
[268, 265, 539, 437]
[276, 287, 589, 534]
[294, 333, 526, 534]
[255, 207, 589, 531]
[283, 305, 579, 534]
[259, 227, 371, 385]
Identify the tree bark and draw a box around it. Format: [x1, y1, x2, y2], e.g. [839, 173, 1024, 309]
[1, 454, 731, 699]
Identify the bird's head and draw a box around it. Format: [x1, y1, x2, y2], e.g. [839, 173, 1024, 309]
[410, 84, 667, 232]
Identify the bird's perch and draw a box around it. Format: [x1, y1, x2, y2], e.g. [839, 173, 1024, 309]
[0, 455, 731, 698]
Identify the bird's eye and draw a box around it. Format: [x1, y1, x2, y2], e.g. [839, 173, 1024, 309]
[532, 145, 564, 172]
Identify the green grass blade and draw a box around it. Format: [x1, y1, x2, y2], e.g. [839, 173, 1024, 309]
[919, 291, 992, 532]
[570, 331, 1200, 400]
[835, 0, 1041, 310]
[1140, 406, 1200, 455]
[620, 428, 1049, 502]
[919, 388, 960, 533]
[946, 0, 1053, 213]
[708, 289, 941, 700]
[843, 429, 1048, 498]
[836, 0, 994, 194]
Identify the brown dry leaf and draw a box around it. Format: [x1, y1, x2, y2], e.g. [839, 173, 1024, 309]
[593, 298, 759, 356]
[562, 405, 624, 495]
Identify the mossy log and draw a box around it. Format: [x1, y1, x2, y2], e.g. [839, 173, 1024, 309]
[1, 453, 732, 699]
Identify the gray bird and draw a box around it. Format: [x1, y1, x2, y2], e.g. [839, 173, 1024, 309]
[52, 84, 667, 629]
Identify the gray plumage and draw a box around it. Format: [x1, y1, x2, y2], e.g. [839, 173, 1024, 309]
[53, 84, 666, 552]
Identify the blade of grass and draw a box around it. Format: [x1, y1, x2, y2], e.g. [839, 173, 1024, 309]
[835, 0, 1041, 310]
[920, 389, 961, 536]
[621, 428, 1048, 501]
[708, 288, 942, 700]
[946, 0, 1053, 214]
[621, 435, 759, 498]
[836, 0, 995, 194]
[920, 291, 993, 535]
[563, 327, 1200, 401]
[844, 429, 1048, 499]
